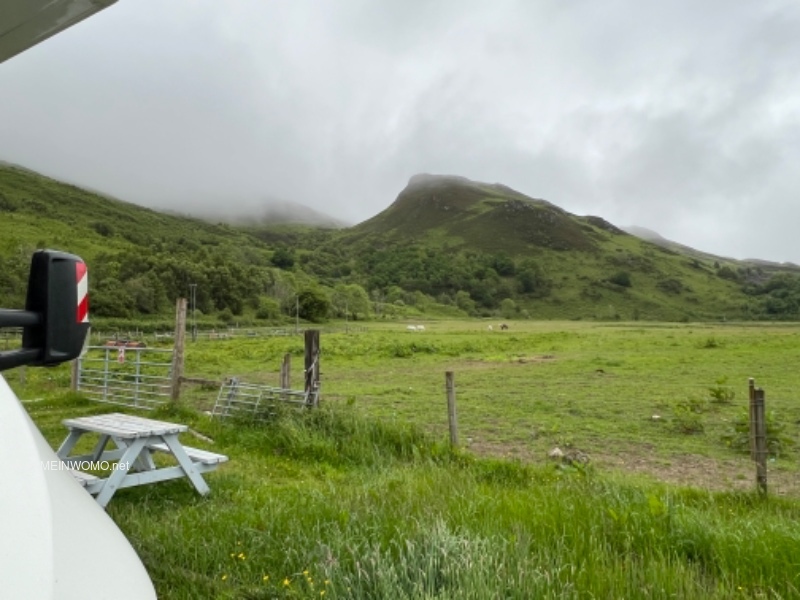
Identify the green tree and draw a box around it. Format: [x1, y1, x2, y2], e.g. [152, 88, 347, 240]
[331, 283, 371, 320]
[500, 298, 517, 319]
[255, 297, 281, 320]
[517, 260, 550, 297]
[271, 246, 295, 270]
[297, 288, 330, 322]
[455, 290, 476, 315]
[491, 253, 516, 276]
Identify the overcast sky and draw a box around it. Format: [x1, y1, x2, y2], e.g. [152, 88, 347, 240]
[2, 0, 800, 263]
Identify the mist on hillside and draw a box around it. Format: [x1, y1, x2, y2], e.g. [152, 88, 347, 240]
[168, 198, 350, 229]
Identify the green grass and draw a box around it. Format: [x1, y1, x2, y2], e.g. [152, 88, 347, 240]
[15, 320, 800, 598]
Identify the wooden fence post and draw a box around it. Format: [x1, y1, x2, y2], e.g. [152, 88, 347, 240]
[304, 330, 320, 407]
[751, 386, 768, 495]
[446, 371, 458, 447]
[748, 377, 756, 460]
[170, 297, 187, 403]
[70, 359, 79, 392]
[280, 353, 291, 389]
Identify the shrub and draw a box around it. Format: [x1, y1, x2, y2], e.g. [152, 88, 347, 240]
[721, 409, 793, 458]
[700, 337, 721, 349]
[670, 397, 706, 434]
[270, 246, 295, 269]
[657, 278, 683, 294]
[92, 221, 114, 237]
[609, 271, 632, 287]
[707, 377, 735, 404]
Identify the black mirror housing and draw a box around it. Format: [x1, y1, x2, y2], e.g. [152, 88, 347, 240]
[0, 250, 90, 371]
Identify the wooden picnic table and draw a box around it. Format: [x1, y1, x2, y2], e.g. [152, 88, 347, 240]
[56, 412, 228, 508]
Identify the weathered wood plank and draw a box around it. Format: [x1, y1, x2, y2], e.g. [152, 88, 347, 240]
[147, 443, 229, 465]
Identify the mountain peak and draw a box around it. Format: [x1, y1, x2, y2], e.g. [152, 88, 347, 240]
[352, 173, 611, 253]
[407, 173, 473, 188]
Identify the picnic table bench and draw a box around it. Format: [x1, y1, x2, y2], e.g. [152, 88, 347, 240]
[56, 412, 228, 508]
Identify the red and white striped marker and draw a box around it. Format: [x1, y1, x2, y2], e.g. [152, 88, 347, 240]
[76, 261, 89, 323]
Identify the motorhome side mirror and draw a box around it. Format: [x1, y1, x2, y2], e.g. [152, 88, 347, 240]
[0, 250, 90, 371]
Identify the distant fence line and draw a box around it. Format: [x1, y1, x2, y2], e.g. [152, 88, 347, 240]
[90, 325, 365, 344]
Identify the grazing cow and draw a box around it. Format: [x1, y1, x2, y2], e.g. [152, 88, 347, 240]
[500, 323, 509, 331]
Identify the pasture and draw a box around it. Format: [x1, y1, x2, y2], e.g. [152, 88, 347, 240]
[179, 319, 800, 493]
[16, 320, 800, 598]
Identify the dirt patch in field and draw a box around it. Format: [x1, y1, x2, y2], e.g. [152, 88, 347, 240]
[592, 451, 800, 497]
[465, 440, 800, 497]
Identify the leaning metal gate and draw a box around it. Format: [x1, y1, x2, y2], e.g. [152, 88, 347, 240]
[76, 345, 173, 409]
[211, 377, 319, 420]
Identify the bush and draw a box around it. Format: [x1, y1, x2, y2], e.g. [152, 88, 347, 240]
[657, 278, 683, 294]
[297, 288, 330, 322]
[707, 377, 735, 404]
[721, 409, 793, 458]
[255, 297, 281, 320]
[270, 246, 295, 269]
[670, 397, 706, 434]
[609, 271, 632, 287]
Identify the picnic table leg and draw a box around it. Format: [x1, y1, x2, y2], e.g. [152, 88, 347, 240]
[111, 436, 156, 472]
[56, 430, 83, 460]
[94, 437, 148, 509]
[161, 435, 210, 496]
[90, 434, 111, 462]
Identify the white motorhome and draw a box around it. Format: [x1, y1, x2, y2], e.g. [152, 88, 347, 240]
[1, 3, 157, 598]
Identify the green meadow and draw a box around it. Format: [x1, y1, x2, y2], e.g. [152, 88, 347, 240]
[16, 320, 800, 598]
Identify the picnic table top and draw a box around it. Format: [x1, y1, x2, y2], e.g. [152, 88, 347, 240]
[62, 412, 188, 438]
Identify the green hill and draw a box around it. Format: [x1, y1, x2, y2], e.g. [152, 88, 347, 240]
[0, 164, 287, 322]
[2, 165, 800, 323]
[314, 174, 773, 321]
[351, 173, 603, 253]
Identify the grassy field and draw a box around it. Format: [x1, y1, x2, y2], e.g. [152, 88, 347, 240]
[174, 319, 800, 493]
[13, 320, 800, 598]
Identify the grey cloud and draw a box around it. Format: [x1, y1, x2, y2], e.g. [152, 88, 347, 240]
[2, 0, 800, 261]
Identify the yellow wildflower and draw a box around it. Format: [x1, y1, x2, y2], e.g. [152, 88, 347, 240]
[283, 578, 291, 587]
[263, 575, 269, 583]
[221, 574, 228, 581]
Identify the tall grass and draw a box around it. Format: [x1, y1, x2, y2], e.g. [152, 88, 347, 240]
[88, 405, 800, 599]
[19, 322, 800, 598]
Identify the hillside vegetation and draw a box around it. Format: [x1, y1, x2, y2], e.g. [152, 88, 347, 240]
[294, 174, 800, 321]
[2, 165, 800, 324]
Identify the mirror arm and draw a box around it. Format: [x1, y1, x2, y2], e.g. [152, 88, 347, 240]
[0, 310, 43, 371]
[0, 309, 42, 329]
[0, 348, 41, 371]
